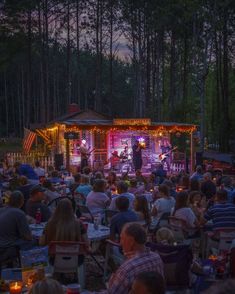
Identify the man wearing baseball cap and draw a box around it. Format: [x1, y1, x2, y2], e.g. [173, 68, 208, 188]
[25, 185, 51, 222]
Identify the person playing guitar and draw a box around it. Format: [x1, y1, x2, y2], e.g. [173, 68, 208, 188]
[159, 140, 177, 171]
[80, 140, 95, 172]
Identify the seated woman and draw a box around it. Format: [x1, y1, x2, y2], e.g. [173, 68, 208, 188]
[151, 184, 175, 219]
[39, 198, 89, 264]
[171, 191, 199, 234]
[75, 174, 92, 198]
[134, 195, 151, 225]
[188, 191, 206, 221]
[86, 179, 110, 214]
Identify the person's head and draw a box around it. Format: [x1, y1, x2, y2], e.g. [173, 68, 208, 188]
[107, 171, 116, 183]
[215, 189, 227, 203]
[51, 170, 59, 178]
[116, 196, 129, 212]
[158, 184, 169, 198]
[95, 171, 103, 179]
[29, 278, 64, 294]
[30, 185, 46, 201]
[18, 175, 28, 186]
[120, 223, 147, 255]
[130, 178, 137, 188]
[80, 174, 90, 185]
[188, 191, 202, 205]
[117, 180, 129, 194]
[52, 198, 74, 221]
[180, 175, 190, 189]
[42, 180, 53, 190]
[203, 172, 212, 181]
[35, 161, 41, 168]
[93, 179, 106, 192]
[156, 227, 175, 245]
[73, 173, 81, 183]
[196, 165, 202, 174]
[190, 178, 200, 191]
[134, 195, 150, 223]
[174, 191, 189, 213]
[130, 271, 165, 294]
[82, 166, 91, 175]
[9, 190, 24, 208]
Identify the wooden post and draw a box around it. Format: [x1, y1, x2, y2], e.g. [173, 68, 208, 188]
[190, 132, 194, 174]
[66, 139, 70, 172]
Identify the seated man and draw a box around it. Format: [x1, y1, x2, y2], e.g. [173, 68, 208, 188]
[202, 189, 235, 232]
[26, 185, 51, 222]
[130, 271, 165, 294]
[110, 196, 138, 241]
[95, 223, 164, 294]
[0, 191, 33, 251]
[109, 181, 135, 210]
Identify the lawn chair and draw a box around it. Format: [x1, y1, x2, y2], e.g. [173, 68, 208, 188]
[147, 242, 195, 291]
[49, 241, 86, 289]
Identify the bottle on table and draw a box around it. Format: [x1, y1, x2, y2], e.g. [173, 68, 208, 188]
[35, 208, 42, 224]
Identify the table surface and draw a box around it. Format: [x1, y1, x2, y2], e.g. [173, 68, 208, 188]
[30, 222, 110, 242]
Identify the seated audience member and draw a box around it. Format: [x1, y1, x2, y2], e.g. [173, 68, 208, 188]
[153, 164, 167, 184]
[102, 223, 164, 294]
[188, 191, 206, 221]
[109, 181, 135, 210]
[156, 227, 175, 246]
[29, 278, 64, 294]
[222, 176, 235, 203]
[40, 199, 88, 252]
[135, 169, 147, 187]
[202, 189, 235, 232]
[26, 185, 51, 222]
[162, 179, 177, 198]
[134, 195, 151, 225]
[190, 165, 203, 182]
[14, 162, 39, 184]
[151, 184, 175, 219]
[179, 175, 190, 191]
[130, 271, 165, 294]
[107, 171, 117, 188]
[172, 191, 199, 231]
[43, 180, 60, 204]
[0, 191, 32, 250]
[69, 173, 81, 195]
[75, 174, 92, 197]
[16, 176, 34, 210]
[189, 178, 201, 193]
[86, 179, 110, 214]
[49, 170, 61, 184]
[128, 178, 145, 195]
[201, 172, 216, 200]
[110, 196, 138, 240]
[34, 160, 45, 178]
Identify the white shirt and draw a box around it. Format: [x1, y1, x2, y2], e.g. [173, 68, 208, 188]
[109, 192, 135, 210]
[154, 197, 175, 218]
[173, 207, 196, 228]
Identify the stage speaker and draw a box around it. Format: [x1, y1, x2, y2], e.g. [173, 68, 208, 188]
[54, 154, 64, 170]
[195, 152, 203, 166]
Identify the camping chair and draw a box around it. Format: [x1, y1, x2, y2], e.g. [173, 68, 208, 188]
[49, 241, 86, 289]
[147, 242, 195, 291]
[77, 204, 94, 222]
[103, 239, 124, 282]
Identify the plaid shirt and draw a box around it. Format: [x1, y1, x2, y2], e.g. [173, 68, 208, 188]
[98, 247, 164, 294]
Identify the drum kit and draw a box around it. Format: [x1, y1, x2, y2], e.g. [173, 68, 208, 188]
[110, 146, 133, 172]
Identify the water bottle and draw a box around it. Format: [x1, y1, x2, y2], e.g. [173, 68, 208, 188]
[35, 208, 42, 224]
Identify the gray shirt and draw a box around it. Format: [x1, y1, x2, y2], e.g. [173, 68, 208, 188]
[0, 206, 31, 248]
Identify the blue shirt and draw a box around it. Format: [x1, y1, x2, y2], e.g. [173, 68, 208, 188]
[18, 164, 39, 180]
[75, 184, 92, 197]
[110, 210, 138, 238]
[204, 202, 235, 231]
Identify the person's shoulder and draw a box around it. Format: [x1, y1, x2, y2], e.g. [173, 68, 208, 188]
[8, 206, 26, 217]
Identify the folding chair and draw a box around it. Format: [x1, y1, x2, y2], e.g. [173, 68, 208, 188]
[147, 242, 195, 292]
[49, 241, 86, 289]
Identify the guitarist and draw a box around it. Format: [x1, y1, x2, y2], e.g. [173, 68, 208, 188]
[160, 140, 172, 171]
[80, 140, 92, 172]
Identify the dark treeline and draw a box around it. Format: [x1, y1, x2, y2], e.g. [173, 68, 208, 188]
[0, 0, 235, 152]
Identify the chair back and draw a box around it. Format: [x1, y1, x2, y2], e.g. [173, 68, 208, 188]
[77, 204, 94, 222]
[147, 242, 193, 289]
[49, 241, 85, 273]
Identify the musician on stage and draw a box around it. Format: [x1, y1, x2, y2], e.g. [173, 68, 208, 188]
[80, 140, 90, 172]
[160, 140, 172, 171]
[132, 139, 143, 171]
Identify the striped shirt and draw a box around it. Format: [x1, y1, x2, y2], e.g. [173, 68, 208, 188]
[98, 248, 164, 294]
[204, 202, 235, 231]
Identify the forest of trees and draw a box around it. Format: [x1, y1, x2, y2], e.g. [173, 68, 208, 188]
[0, 0, 235, 152]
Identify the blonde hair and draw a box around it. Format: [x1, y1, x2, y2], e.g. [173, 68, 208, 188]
[156, 228, 175, 245]
[29, 278, 64, 294]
